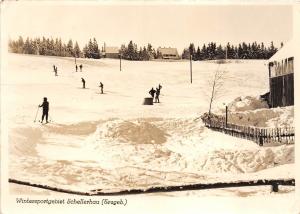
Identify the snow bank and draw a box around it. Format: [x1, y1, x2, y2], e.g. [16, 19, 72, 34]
[226, 106, 294, 127]
[215, 96, 294, 127]
[228, 96, 269, 112]
[95, 119, 168, 144]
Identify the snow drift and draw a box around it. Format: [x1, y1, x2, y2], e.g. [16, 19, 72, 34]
[9, 118, 294, 192]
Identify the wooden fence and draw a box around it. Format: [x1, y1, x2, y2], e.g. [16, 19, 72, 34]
[202, 116, 294, 146]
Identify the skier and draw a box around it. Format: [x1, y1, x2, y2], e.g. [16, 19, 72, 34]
[39, 97, 49, 123]
[99, 82, 104, 94]
[54, 66, 58, 76]
[79, 64, 83, 72]
[76, 64, 78, 72]
[81, 78, 86, 89]
[53, 65, 56, 73]
[155, 87, 160, 103]
[149, 87, 156, 99]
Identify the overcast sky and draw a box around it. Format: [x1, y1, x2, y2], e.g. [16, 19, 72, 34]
[3, 3, 293, 51]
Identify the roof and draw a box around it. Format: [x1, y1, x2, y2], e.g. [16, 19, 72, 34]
[269, 39, 295, 62]
[157, 47, 178, 56]
[105, 47, 119, 54]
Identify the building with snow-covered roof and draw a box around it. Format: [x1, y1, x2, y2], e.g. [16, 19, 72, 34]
[268, 39, 294, 107]
[102, 43, 120, 58]
[157, 47, 180, 60]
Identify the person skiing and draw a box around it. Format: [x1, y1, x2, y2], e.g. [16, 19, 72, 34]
[149, 87, 156, 99]
[79, 64, 83, 72]
[54, 66, 58, 76]
[155, 87, 160, 103]
[76, 64, 78, 72]
[99, 82, 104, 94]
[81, 78, 86, 89]
[39, 97, 49, 123]
[53, 65, 56, 73]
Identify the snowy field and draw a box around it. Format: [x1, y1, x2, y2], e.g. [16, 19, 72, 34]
[2, 54, 295, 205]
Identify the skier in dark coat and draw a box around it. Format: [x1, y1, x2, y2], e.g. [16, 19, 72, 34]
[39, 97, 49, 123]
[99, 82, 104, 94]
[79, 64, 83, 72]
[76, 64, 78, 72]
[53, 65, 56, 73]
[81, 78, 86, 88]
[155, 87, 160, 103]
[149, 87, 156, 99]
[54, 66, 58, 76]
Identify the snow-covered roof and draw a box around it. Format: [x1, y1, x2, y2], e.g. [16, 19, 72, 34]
[105, 47, 119, 54]
[268, 39, 295, 62]
[157, 47, 179, 56]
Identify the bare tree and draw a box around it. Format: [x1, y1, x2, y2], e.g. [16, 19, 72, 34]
[208, 60, 228, 116]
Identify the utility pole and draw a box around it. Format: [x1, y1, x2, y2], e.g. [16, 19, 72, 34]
[119, 53, 122, 71]
[75, 56, 77, 65]
[225, 105, 228, 128]
[190, 54, 193, 84]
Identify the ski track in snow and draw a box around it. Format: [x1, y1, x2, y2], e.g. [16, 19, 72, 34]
[4, 53, 294, 195]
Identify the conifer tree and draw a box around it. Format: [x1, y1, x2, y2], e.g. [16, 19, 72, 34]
[216, 44, 225, 59]
[127, 41, 135, 60]
[83, 44, 88, 58]
[17, 36, 24, 53]
[74, 41, 81, 58]
[66, 39, 74, 57]
[201, 44, 207, 60]
[189, 43, 195, 59]
[92, 38, 100, 59]
[181, 48, 190, 60]
[195, 47, 201, 61]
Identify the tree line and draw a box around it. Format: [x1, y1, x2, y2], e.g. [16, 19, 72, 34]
[8, 37, 159, 61]
[9, 36, 281, 61]
[8, 36, 103, 59]
[120, 41, 157, 61]
[9, 36, 83, 58]
[182, 42, 280, 60]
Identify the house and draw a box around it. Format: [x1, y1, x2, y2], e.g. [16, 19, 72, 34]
[268, 39, 294, 107]
[157, 47, 180, 60]
[101, 43, 120, 58]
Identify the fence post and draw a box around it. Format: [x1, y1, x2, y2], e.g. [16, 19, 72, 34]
[271, 183, 279, 192]
[259, 129, 263, 146]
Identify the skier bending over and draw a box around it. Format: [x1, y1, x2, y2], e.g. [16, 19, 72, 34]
[149, 87, 156, 99]
[81, 78, 86, 89]
[155, 87, 160, 103]
[99, 82, 104, 94]
[39, 97, 49, 123]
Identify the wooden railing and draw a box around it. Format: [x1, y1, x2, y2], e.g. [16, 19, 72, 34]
[9, 178, 295, 195]
[202, 115, 294, 146]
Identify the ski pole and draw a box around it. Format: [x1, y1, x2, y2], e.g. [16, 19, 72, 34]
[34, 106, 40, 122]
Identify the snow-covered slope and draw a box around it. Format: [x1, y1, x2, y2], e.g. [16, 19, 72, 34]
[3, 54, 294, 196]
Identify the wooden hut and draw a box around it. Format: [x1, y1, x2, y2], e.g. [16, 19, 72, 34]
[268, 39, 295, 107]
